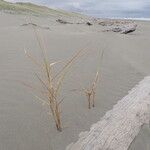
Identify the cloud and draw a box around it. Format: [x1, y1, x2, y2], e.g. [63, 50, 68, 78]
[5, 0, 150, 18]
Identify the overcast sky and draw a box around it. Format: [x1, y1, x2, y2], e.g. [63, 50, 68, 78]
[6, 0, 150, 18]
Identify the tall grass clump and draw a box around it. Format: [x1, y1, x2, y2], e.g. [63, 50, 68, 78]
[24, 24, 84, 131]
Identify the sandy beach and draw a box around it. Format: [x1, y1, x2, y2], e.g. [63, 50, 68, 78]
[0, 2, 150, 150]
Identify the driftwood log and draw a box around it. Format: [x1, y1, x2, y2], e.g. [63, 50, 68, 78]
[121, 24, 137, 34]
[111, 24, 137, 34]
[86, 22, 93, 26]
[56, 19, 93, 26]
[66, 77, 150, 150]
[98, 20, 132, 26]
[56, 19, 73, 24]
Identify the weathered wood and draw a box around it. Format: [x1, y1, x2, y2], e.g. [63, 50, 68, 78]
[111, 27, 122, 32]
[121, 24, 137, 34]
[86, 22, 92, 26]
[56, 19, 73, 24]
[109, 24, 137, 34]
[98, 20, 133, 27]
[66, 77, 150, 150]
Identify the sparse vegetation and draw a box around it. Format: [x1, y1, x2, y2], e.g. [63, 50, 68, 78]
[83, 71, 99, 109]
[24, 23, 85, 131]
[72, 50, 104, 109]
[0, 0, 85, 17]
[83, 50, 104, 109]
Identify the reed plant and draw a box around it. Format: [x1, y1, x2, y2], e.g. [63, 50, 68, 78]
[83, 50, 104, 109]
[24, 24, 84, 131]
[72, 50, 104, 109]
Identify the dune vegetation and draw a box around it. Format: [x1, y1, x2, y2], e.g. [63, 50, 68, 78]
[24, 23, 85, 131]
[0, 0, 83, 17]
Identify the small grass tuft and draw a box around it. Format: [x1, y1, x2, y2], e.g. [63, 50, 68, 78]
[83, 49, 104, 109]
[71, 49, 104, 109]
[83, 71, 99, 109]
[80, 50, 104, 109]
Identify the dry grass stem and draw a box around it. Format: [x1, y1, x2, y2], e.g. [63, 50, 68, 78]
[24, 20, 85, 131]
[83, 50, 104, 109]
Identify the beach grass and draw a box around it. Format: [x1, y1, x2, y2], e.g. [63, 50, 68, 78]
[71, 49, 104, 109]
[83, 49, 104, 109]
[83, 71, 99, 109]
[0, 0, 84, 17]
[24, 23, 85, 131]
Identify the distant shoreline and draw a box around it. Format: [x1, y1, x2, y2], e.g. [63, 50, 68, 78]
[117, 17, 150, 21]
[96, 17, 150, 21]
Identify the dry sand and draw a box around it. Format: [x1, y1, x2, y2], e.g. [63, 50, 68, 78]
[0, 12, 150, 150]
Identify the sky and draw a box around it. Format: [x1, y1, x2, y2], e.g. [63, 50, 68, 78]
[6, 0, 150, 18]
